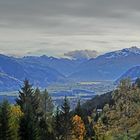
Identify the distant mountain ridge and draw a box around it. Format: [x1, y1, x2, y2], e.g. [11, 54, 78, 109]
[21, 55, 84, 76]
[1, 46, 140, 91]
[0, 54, 66, 91]
[101, 46, 140, 59]
[69, 46, 140, 81]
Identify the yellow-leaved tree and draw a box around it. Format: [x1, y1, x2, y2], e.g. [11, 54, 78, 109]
[72, 115, 86, 140]
[10, 105, 23, 140]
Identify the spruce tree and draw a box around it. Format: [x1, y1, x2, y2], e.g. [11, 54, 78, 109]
[60, 96, 71, 140]
[54, 107, 63, 140]
[18, 112, 39, 140]
[16, 80, 40, 140]
[16, 79, 34, 112]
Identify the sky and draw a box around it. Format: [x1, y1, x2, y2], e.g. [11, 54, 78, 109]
[0, 0, 140, 57]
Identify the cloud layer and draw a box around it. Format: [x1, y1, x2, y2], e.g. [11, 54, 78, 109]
[0, 0, 140, 57]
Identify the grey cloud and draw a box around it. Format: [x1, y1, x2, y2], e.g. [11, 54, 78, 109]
[0, 0, 140, 29]
[64, 50, 99, 60]
[0, 0, 140, 56]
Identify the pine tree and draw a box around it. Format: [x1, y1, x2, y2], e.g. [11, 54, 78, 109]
[60, 96, 71, 140]
[0, 100, 14, 140]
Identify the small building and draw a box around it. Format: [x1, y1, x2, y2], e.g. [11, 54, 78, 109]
[96, 108, 103, 113]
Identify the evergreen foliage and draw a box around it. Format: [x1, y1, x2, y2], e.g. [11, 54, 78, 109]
[16, 80, 40, 140]
[75, 100, 83, 118]
[54, 106, 63, 140]
[0, 100, 14, 140]
[60, 96, 72, 140]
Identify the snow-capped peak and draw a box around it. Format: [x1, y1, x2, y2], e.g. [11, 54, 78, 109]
[123, 46, 140, 54]
[105, 46, 140, 59]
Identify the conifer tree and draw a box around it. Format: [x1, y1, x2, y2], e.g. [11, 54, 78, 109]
[41, 89, 54, 121]
[41, 89, 54, 129]
[34, 88, 43, 120]
[38, 89, 54, 140]
[38, 117, 50, 140]
[54, 106, 63, 140]
[16, 79, 34, 112]
[0, 100, 14, 140]
[18, 113, 39, 140]
[75, 99, 84, 119]
[16, 80, 40, 140]
[60, 96, 71, 140]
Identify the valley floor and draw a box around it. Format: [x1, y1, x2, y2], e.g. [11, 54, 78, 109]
[0, 80, 115, 108]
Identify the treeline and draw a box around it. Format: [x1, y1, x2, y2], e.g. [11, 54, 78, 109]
[1, 78, 140, 140]
[0, 80, 95, 140]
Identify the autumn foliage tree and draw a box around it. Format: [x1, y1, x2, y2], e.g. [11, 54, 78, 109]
[10, 105, 23, 140]
[72, 115, 86, 140]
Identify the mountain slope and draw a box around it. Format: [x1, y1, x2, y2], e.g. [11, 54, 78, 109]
[0, 72, 21, 91]
[0, 54, 27, 80]
[69, 47, 140, 81]
[0, 54, 65, 91]
[21, 55, 84, 76]
[21, 62, 65, 87]
[116, 66, 140, 82]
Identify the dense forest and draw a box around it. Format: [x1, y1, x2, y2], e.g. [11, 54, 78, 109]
[0, 79, 140, 140]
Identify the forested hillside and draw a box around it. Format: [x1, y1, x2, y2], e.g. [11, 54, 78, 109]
[89, 78, 140, 139]
[0, 79, 140, 140]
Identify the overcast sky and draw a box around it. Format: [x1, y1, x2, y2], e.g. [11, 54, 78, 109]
[0, 0, 140, 57]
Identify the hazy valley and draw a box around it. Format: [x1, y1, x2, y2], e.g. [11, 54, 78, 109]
[1, 46, 140, 106]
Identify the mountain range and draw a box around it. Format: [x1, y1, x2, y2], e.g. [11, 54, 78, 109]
[1, 46, 140, 91]
[69, 46, 140, 81]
